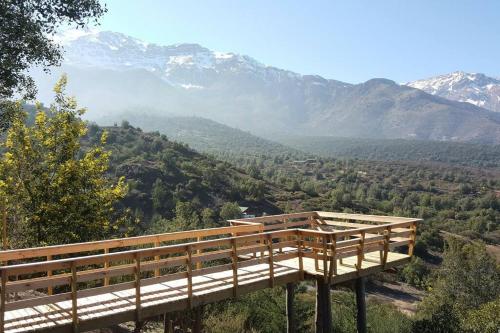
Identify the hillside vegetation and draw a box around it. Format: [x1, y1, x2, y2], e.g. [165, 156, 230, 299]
[83, 122, 282, 232]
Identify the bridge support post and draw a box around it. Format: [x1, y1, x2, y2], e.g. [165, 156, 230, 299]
[286, 283, 296, 333]
[133, 321, 143, 333]
[355, 277, 367, 333]
[163, 313, 173, 333]
[193, 305, 203, 333]
[315, 278, 323, 333]
[315, 278, 331, 333]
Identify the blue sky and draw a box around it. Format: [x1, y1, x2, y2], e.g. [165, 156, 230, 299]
[97, 0, 499, 83]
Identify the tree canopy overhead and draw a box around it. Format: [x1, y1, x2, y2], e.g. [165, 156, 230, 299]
[0, 0, 106, 100]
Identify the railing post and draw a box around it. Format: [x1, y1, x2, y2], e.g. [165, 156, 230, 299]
[328, 234, 336, 283]
[382, 227, 391, 267]
[134, 253, 142, 323]
[322, 235, 328, 282]
[231, 238, 238, 298]
[196, 236, 202, 270]
[104, 248, 110, 286]
[259, 225, 265, 258]
[2, 206, 7, 251]
[187, 245, 193, 307]
[71, 261, 78, 333]
[47, 254, 53, 295]
[267, 234, 274, 287]
[408, 222, 417, 256]
[1, 269, 7, 333]
[279, 218, 287, 253]
[297, 231, 304, 280]
[356, 231, 365, 272]
[154, 240, 160, 277]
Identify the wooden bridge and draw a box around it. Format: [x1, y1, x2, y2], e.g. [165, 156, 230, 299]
[0, 211, 420, 333]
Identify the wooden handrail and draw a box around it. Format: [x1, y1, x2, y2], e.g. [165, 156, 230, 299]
[0, 224, 261, 262]
[0, 211, 419, 333]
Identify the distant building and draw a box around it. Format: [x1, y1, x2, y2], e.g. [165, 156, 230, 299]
[291, 158, 317, 165]
[239, 206, 256, 218]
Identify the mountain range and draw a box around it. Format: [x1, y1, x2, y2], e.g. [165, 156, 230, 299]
[407, 71, 500, 113]
[31, 29, 500, 144]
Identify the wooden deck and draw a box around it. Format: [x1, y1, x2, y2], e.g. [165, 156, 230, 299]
[0, 211, 420, 333]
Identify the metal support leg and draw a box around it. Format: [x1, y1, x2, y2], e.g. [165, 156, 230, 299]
[315, 279, 323, 333]
[193, 306, 203, 333]
[316, 278, 332, 332]
[355, 277, 367, 333]
[323, 282, 332, 333]
[286, 283, 296, 333]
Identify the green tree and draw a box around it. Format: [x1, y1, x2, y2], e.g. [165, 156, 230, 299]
[201, 208, 217, 228]
[220, 202, 242, 221]
[169, 201, 200, 231]
[151, 178, 170, 214]
[0, 75, 127, 246]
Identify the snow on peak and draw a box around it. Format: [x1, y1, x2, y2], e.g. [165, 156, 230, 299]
[214, 51, 234, 60]
[52, 27, 100, 44]
[50, 29, 306, 91]
[406, 71, 500, 112]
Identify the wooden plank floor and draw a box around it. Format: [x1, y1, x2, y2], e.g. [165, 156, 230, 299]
[3, 252, 409, 333]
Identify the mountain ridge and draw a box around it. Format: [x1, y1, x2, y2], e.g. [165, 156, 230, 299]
[30, 29, 500, 144]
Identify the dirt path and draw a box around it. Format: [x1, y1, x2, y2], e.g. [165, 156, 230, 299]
[366, 280, 425, 315]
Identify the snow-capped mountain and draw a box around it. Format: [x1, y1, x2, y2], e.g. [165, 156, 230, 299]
[407, 71, 500, 112]
[31, 30, 500, 144]
[53, 29, 300, 90]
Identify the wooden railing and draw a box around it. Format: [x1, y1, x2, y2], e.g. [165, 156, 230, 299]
[0, 212, 420, 332]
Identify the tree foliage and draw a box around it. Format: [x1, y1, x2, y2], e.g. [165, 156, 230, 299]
[0, 75, 126, 246]
[0, 0, 106, 99]
[414, 237, 500, 332]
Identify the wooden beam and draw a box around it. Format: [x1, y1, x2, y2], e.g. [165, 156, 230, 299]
[355, 277, 367, 333]
[286, 283, 295, 333]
